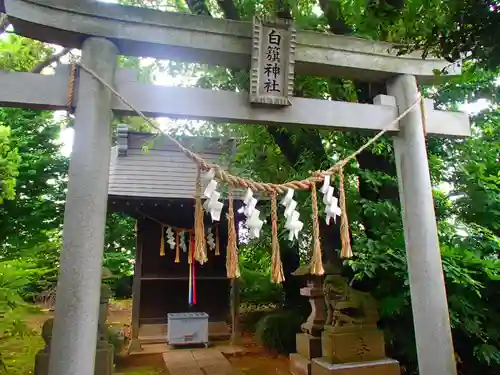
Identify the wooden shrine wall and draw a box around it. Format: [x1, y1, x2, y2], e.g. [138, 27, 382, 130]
[138, 217, 230, 324]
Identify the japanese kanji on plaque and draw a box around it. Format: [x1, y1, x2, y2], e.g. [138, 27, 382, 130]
[250, 16, 296, 106]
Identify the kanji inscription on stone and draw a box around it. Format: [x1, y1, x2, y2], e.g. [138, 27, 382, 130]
[250, 16, 296, 106]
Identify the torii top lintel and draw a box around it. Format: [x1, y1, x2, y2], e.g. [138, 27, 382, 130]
[1, 0, 460, 84]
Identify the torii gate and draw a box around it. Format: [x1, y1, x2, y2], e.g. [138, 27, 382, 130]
[0, 1, 469, 375]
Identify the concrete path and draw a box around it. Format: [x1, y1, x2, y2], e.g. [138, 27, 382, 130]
[162, 348, 234, 375]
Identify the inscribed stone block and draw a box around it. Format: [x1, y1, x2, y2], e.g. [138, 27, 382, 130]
[321, 329, 385, 364]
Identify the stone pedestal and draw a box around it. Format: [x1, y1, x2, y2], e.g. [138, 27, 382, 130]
[127, 338, 143, 353]
[311, 358, 400, 375]
[311, 327, 400, 375]
[290, 333, 323, 375]
[297, 333, 322, 359]
[321, 328, 385, 363]
[313, 274, 401, 375]
[290, 353, 312, 375]
[35, 344, 114, 375]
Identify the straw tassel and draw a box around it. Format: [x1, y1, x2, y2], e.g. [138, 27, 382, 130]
[339, 167, 353, 258]
[226, 185, 240, 279]
[160, 224, 165, 257]
[174, 230, 180, 263]
[194, 167, 208, 264]
[215, 225, 220, 256]
[309, 182, 325, 275]
[270, 192, 285, 283]
[419, 96, 428, 137]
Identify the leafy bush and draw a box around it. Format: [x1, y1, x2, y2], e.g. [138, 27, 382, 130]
[347, 226, 500, 374]
[240, 308, 274, 333]
[240, 266, 283, 307]
[0, 260, 46, 371]
[255, 309, 303, 354]
[112, 275, 133, 299]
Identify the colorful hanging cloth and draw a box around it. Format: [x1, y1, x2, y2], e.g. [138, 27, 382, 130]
[188, 233, 197, 306]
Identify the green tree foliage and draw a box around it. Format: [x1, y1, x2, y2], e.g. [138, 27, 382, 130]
[0, 34, 68, 256]
[117, 0, 500, 373]
[0, 33, 136, 295]
[0, 260, 46, 371]
[0, 125, 19, 203]
[394, 0, 500, 69]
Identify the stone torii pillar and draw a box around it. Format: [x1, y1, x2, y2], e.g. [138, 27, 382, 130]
[388, 75, 457, 375]
[48, 37, 118, 375]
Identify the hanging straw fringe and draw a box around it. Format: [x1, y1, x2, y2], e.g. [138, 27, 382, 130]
[419, 96, 428, 136]
[309, 182, 325, 275]
[194, 168, 208, 265]
[215, 225, 220, 256]
[160, 225, 165, 257]
[226, 186, 240, 279]
[270, 192, 285, 283]
[339, 167, 353, 258]
[175, 230, 180, 263]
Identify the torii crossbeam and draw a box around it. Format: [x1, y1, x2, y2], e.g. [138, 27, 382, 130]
[0, 1, 468, 375]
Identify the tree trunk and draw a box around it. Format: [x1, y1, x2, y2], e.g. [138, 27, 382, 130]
[279, 238, 303, 309]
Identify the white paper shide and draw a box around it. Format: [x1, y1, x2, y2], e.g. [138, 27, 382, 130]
[320, 175, 341, 225]
[280, 188, 303, 241]
[242, 188, 263, 239]
[202, 168, 223, 222]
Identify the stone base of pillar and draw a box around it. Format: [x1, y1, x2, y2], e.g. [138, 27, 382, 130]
[127, 338, 143, 354]
[311, 358, 400, 375]
[297, 333, 322, 359]
[290, 333, 323, 375]
[290, 353, 312, 375]
[35, 344, 114, 375]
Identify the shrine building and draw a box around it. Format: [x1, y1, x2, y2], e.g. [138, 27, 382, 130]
[106, 125, 244, 349]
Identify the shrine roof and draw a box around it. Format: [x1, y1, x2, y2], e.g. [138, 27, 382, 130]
[108, 128, 246, 201]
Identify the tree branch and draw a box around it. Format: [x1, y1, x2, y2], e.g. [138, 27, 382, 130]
[267, 126, 302, 166]
[0, 13, 9, 34]
[318, 0, 352, 35]
[185, 0, 212, 16]
[216, 0, 240, 20]
[31, 47, 72, 74]
[275, 0, 292, 19]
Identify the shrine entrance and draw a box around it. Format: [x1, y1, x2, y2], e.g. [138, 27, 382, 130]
[0, 1, 470, 375]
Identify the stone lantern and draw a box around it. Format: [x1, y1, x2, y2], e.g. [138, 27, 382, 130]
[34, 267, 115, 375]
[289, 263, 338, 375]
